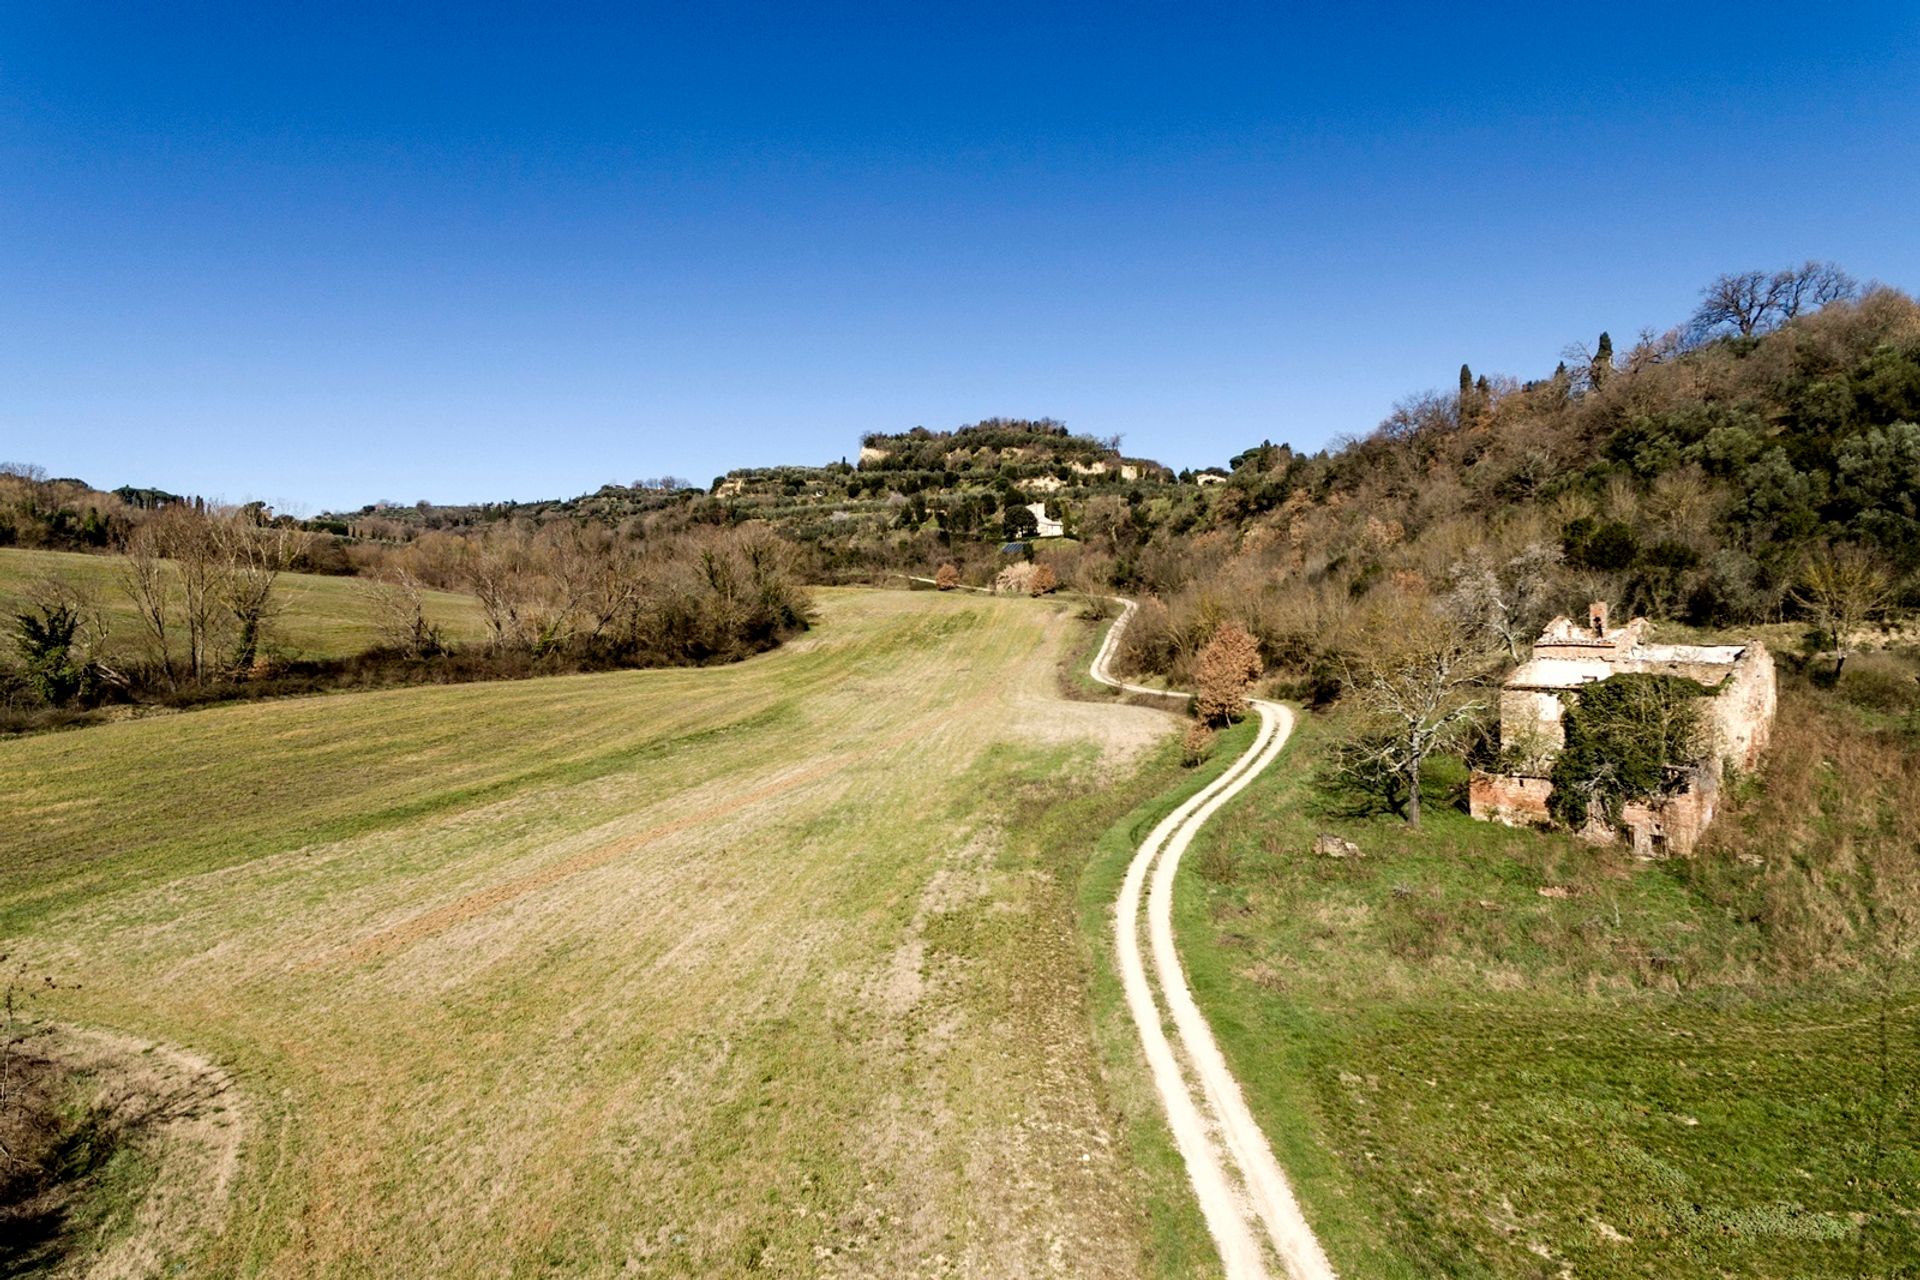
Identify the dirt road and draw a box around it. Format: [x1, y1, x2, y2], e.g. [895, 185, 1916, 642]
[1091, 599, 1339, 1280]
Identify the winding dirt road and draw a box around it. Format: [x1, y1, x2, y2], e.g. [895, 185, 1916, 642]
[1091, 600, 1338, 1280]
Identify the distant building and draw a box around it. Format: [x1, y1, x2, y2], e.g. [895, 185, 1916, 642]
[1026, 502, 1065, 538]
[1469, 602, 1776, 857]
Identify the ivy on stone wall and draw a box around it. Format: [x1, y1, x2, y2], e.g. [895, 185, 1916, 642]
[1548, 673, 1714, 829]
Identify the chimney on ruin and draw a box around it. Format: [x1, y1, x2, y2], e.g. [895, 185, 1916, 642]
[1589, 601, 1609, 637]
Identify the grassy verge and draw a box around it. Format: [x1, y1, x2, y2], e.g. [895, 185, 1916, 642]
[1173, 696, 1920, 1278]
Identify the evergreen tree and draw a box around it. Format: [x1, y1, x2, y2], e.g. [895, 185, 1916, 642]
[1592, 332, 1614, 387]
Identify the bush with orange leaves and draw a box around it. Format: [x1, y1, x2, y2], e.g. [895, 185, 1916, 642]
[1193, 622, 1263, 725]
[1027, 563, 1058, 596]
[934, 562, 961, 591]
[1180, 720, 1216, 767]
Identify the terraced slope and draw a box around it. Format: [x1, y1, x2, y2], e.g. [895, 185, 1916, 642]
[1, 589, 1186, 1277]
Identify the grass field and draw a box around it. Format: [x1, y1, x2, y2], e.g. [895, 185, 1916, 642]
[0, 547, 489, 661]
[1175, 701, 1920, 1278]
[0, 588, 1219, 1277]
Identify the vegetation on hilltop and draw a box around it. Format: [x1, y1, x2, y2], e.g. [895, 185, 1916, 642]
[7, 264, 1916, 751]
[1110, 271, 1919, 693]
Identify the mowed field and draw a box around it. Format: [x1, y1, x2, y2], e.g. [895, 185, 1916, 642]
[0, 547, 490, 660]
[1, 589, 1198, 1277]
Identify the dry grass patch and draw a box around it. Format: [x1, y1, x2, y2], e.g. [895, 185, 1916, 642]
[1, 589, 1189, 1277]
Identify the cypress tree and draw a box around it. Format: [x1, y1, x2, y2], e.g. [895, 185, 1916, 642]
[1592, 332, 1614, 387]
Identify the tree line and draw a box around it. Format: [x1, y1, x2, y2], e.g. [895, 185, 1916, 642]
[4, 501, 810, 731]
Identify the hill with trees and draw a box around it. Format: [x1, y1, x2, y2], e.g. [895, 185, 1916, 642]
[7, 263, 1916, 736]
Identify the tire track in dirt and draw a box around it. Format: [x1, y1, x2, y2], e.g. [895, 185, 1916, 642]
[1091, 598, 1338, 1280]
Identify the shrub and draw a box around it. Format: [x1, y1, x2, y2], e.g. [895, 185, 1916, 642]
[1180, 720, 1215, 767]
[1027, 563, 1058, 596]
[11, 597, 96, 708]
[934, 562, 960, 591]
[994, 562, 1037, 595]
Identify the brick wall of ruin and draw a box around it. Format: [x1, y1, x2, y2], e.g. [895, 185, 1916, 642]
[1468, 772, 1554, 827]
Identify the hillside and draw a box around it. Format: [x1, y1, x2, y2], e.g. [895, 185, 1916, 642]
[315, 419, 1177, 579]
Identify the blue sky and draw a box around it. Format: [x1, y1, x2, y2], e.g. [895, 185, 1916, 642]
[4, 3, 1917, 512]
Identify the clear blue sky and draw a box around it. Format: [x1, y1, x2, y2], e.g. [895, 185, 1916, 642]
[4, 3, 1918, 512]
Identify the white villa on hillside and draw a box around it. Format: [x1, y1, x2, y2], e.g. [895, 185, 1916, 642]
[1026, 502, 1064, 538]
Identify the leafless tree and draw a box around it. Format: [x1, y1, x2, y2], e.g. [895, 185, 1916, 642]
[362, 570, 445, 658]
[1336, 602, 1496, 825]
[1792, 544, 1893, 678]
[1692, 270, 1779, 338]
[1691, 262, 1857, 340]
[120, 521, 177, 689]
[532, 522, 642, 649]
[573, 532, 645, 645]
[214, 512, 314, 671]
[1774, 260, 1858, 319]
[154, 507, 226, 683]
[1444, 542, 1563, 660]
[461, 526, 537, 652]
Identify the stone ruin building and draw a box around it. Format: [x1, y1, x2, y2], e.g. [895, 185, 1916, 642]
[1468, 602, 1776, 857]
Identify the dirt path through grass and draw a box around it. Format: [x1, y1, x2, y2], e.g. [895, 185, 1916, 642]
[1092, 599, 1336, 1280]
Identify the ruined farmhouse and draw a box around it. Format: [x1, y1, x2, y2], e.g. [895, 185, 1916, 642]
[1469, 603, 1776, 856]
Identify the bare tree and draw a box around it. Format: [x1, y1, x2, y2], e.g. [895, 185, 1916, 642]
[214, 511, 314, 671]
[1792, 544, 1893, 678]
[461, 526, 537, 652]
[120, 521, 176, 689]
[1692, 270, 1780, 339]
[1445, 542, 1563, 661]
[1336, 603, 1495, 825]
[154, 507, 226, 683]
[572, 531, 645, 645]
[1774, 260, 1857, 320]
[1691, 261, 1857, 340]
[362, 570, 445, 658]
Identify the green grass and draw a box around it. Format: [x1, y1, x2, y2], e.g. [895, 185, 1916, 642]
[1, 588, 1200, 1276]
[1174, 707, 1920, 1278]
[0, 546, 489, 661]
